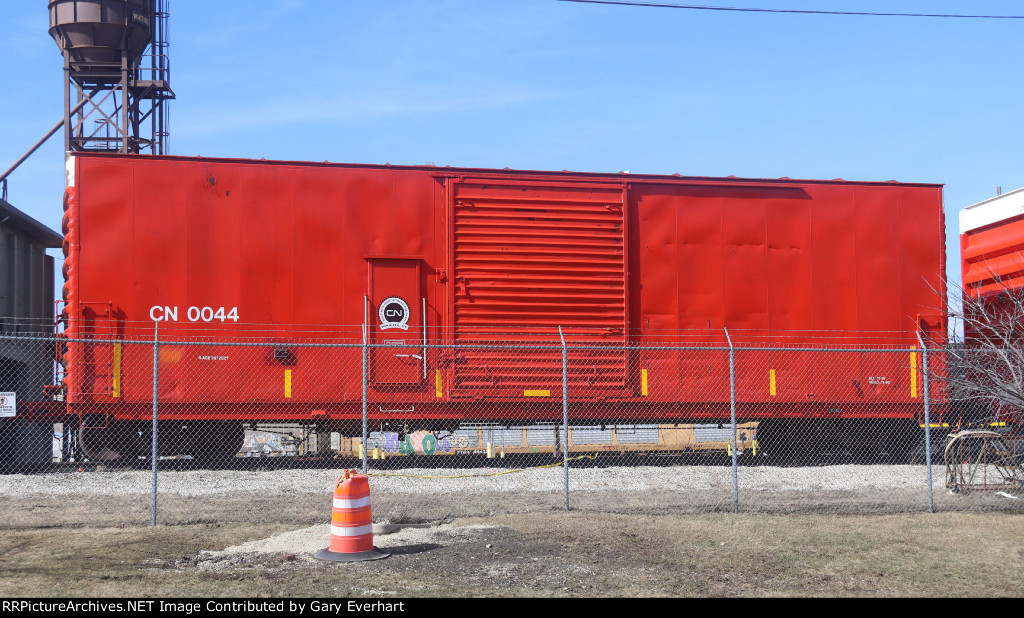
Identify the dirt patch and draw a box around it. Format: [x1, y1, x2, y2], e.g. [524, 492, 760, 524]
[1, 463, 1021, 597]
[2, 512, 1023, 597]
[1, 482, 1021, 531]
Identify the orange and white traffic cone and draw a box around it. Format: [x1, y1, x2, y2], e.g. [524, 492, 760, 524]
[314, 469, 390, 562]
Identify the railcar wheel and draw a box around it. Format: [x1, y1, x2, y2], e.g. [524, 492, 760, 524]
[755, 421, 794, 465]
[79, 426, 115, 461]
[193, 422, 245, 466]
[906, 430, 947, 464]
[79, 423, 148, 462]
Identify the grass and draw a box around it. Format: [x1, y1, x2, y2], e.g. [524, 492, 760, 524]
[0, 512, 1020, 597]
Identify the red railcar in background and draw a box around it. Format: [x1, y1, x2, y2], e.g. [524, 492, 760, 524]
[959, 188, 1024, 429]
[53, 153, 946, 460]
[961, 188, 1024, 308]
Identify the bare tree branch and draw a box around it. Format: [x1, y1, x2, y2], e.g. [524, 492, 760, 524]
[939, 255, 1024, 422]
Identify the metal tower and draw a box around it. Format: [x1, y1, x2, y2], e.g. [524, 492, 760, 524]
[48, 0, 174, 155]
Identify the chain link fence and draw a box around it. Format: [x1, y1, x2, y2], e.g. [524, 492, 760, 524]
[1, 322, 1023, 528]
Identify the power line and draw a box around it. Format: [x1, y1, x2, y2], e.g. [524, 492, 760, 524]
[558, 0, 1024, 19]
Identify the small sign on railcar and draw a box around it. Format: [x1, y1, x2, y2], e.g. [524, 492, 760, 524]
[0, 392, 16, 418]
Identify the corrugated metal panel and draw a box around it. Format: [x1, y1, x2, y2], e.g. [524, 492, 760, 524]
[453, 428, 481, 442]
[453, 426, 521, 447]
[694, 424, 733, 443]
[451, 180, 628, 394]
[487, 428, 524, 446]
[568, 426, 614, 445]
[614, 425, 660, 444]
[525, 424, 560, 446]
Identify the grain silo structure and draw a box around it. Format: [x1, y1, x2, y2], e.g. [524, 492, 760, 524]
[0, 196, 62, 468]
[48, 0, 173, 154]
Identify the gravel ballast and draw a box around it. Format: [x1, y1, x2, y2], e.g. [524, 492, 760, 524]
[0, 464, 933, 496]
[1, 464, 1021, 527]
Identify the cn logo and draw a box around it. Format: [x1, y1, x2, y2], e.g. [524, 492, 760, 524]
[378, 297, 410, 331]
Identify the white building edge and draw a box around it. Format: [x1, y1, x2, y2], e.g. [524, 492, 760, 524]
[960, 187, 1024, 234]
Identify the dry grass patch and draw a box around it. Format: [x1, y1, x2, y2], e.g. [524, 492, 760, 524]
[1, 512, 1021, 597]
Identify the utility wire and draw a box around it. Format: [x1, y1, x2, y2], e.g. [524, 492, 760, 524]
[558, 0, 1024, 19]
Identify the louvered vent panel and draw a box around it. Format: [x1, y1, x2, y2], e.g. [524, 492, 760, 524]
[451, 181, 629, 395]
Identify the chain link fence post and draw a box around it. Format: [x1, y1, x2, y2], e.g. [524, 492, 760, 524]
[150, 322, 159, 526]
[724, 328, 739, 514]
[559, 327, 569, 512]
[361, 316, 369, 474]
[917, 332, 935, 513]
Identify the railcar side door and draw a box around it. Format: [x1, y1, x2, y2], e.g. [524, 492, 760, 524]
[367, 258, 424, 386]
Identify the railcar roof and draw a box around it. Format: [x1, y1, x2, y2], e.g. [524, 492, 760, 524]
[71, 153, 944, 189]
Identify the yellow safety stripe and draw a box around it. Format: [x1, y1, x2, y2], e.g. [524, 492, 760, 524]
[112, 343, 122, 398]
[910, 346, 918, 398]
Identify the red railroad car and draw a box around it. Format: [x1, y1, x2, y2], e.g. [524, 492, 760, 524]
[54, 153, 946, 460]
[961, 188, 1024, 305]
[959, 189, 1024, 426]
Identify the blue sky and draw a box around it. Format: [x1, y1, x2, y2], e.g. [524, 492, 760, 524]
[3, 0, 1022, 296]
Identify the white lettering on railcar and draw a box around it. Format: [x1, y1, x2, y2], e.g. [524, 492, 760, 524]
[149, 306, 178, 321]
[149, 306, 239, 323]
